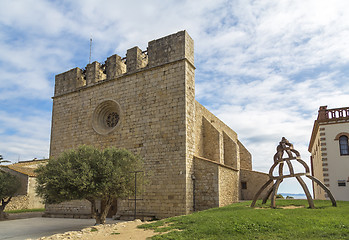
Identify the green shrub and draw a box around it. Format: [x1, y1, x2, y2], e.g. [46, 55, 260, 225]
[276, 194, 284, 199]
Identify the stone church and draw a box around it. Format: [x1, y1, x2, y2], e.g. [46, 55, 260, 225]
[47, 31, 269, 219]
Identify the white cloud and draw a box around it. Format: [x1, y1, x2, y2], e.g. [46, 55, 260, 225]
[0, 110, 50, 161]
[1, 0, 349, 193]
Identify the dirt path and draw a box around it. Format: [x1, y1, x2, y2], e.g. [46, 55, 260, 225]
[37, 219, 158, 240]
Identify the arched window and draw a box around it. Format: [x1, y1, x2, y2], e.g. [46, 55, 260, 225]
[339, 135, 349, 155]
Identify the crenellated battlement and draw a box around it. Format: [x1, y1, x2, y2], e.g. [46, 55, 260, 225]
[50, 30, 262, 219]
[54, 30, 194, 96]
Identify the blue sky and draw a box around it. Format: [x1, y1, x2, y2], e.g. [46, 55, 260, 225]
[1, 0, 349, 194]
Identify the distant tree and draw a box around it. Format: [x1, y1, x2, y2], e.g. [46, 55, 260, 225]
[35, 145, 144, 224]
[286, 196, 294, 199]
[276, 194, 284, 199]
[0, 171, 21, 219]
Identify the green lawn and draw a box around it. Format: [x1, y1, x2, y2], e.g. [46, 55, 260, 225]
[5, 208, 45, 214]
[139, 200, 349, 240]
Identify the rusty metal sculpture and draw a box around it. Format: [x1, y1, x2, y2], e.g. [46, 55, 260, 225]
[251, 137, 336, 208]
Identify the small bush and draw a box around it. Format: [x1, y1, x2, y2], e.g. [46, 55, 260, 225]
[276, 194, 284, 199]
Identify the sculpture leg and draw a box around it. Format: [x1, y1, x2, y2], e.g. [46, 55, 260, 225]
[263, 179, 283, 204]
[265, 162, 284, 204]
[278, 162, 284, 176]
[251, 179, 273, 207]
[271, 179, 282, 208]
[296, 176, 315, 209]
[262, 185, 274, 204]
[306, 175, 337, 207]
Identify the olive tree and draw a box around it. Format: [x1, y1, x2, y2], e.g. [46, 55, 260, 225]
[0, 170, 21, 219]
[35, 145, 144, 224]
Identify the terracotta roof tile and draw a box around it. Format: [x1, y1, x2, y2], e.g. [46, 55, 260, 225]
[0, 159, 47, 177]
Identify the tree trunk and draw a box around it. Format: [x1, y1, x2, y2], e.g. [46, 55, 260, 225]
[87, 198, 99, 224]
[0, 198, 11, 220]
[0, 209, 9, 220]
[98, 197, 113, 224]
[87, 197, 113, 225]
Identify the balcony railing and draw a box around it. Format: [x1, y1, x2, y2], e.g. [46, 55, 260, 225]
[318, 106, 349, 121]
[327, 107, 349, 119]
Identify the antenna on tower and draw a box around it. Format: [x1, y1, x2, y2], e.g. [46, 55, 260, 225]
[89, 36, 92, 64]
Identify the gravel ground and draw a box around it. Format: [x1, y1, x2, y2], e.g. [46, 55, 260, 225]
[36, 219, 157, 240]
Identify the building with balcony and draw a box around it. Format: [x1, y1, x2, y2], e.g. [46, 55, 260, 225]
[309, 106, 349, 201]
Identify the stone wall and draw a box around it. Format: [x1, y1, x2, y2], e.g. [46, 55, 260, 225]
[45, 200, 92, 218]
[193, 101, 242, 166]
[193, 156, 219, 211]
[223, 132, 240, 169]
[238, 141, 252, 170]
[28, 177, 45, 209]
[193, 156, 239, 211]
[49, 30, 257, 219]
[240, 169, 271, 200]
[184, 60, 196, 214]
[5, 179, 45, 211]
[202, 117, 221, 163]
[5, 195, 29, 211]
[50, 31, 195, 219]
[0, 169, 44, 210]
[219, 166, 239, 206]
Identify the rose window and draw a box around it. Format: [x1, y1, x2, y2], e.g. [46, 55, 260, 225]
[92, 100, 121, 135]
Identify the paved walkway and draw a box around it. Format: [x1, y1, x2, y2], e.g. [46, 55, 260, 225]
[0, 217, 118, 240]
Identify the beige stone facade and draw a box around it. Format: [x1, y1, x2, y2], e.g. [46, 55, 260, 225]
[0, 160, 46, 210]
[309, 106, 349, 201]
[240, 169, 271, 200]
[49, 31, 268, 219]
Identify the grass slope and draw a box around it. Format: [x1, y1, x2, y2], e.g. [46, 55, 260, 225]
[5, 208, 45, 214]
[139, 200, 349, 240]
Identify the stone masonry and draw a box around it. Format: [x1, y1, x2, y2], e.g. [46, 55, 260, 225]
[1, 160, 46, 211]
[48, 31, 269, 219]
